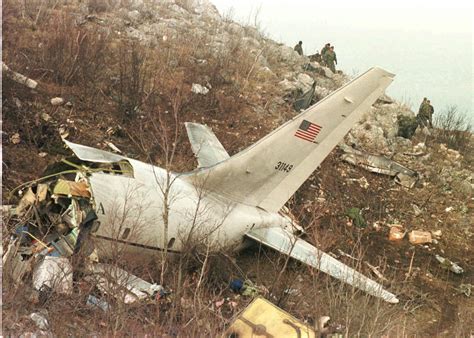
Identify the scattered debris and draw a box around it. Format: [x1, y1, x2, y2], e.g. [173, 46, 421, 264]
[50, 97, 65, 106]
[431, 230, 442, 238]
[412, 204, 422, 216]
[408, 231, 432, 244]
[337, 249, 360, 261]
[364, 262, 388, 282]
[347, 176, 369, 189]
[38, 152, 48, 158]
[283, 288, 300, 296]
[435, 255, 464, 274]
[29, 312, 49, 331]
[293, 82, 316, 112]
[10, 132, 21, 144]
[3, 239, 33, 287]
[388, 225, 406, 241]
[340, 145, 418, 188]
[41, 113, 52, 122]
[33, 256, 73, 295]
[191, 83, 209, 95]
[455, 284, 472, 297]
[86, 262, 167, 304]
[230, 279, 244, 293]
[105, 141, 122, 154]
[2, 62, 38, 89]
[445, 206, 454, 212]
[58, 126, 69, 139]
[86, 294, 110, 312]
[225, 297, 316, 338]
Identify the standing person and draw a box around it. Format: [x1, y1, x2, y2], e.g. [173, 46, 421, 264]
[294, 41, 303, 56]
[324, 46, 337, 73]
[417, 98, 430, 128]
[418, 97, 428, 114]
[320, 43, 330, 65]
[427, 100, 434, 127]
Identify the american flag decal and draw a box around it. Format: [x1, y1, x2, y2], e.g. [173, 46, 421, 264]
[294, 120, 322, 143]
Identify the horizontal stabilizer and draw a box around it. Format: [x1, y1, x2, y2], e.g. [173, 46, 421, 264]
[185, 122, 230, 168]
[246, 226, 399, 303]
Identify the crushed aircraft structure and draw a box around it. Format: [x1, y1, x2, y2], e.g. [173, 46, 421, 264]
[3, 67, 399, 303]
[340, 144, 418, 188]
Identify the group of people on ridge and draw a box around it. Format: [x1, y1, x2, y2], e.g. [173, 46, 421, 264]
[320, 43, 337, 73]
[293, 41, 338, 73]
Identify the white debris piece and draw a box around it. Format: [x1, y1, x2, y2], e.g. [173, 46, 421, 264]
[10, 133, 21, 144]
[105, 141, 122, 154]
[32, 256, 73, 295]
[86, 263, 164, 304]
[2, 62, 38, 89]
[435, 255, 464, 274]
[191, 83, 209, 95]
[50, 97, 65, 106]
[29, 312, 49, 330]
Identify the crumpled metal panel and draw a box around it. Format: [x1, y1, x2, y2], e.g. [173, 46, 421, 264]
[64, 139, 126, 163]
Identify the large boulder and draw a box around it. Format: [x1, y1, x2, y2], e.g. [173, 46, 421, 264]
[295, 73, 314, 92]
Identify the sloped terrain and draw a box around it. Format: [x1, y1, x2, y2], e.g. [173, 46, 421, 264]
[2, 0, 473, 336]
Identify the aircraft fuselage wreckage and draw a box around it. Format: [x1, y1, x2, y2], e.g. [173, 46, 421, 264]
[8, 67, 399, 303]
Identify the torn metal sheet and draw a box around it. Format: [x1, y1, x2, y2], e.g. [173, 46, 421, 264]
[53, 179, 91, 198]
[64, 139, 126, 163]
[2, 62, 38, 89]
[185, 122, 230, 168]
[293, 82, 316, 112]
[16, 188, 36, 215]
[32, 256, 73, 295]
[435, 255, 464, 274]
[2, 239, 33, 287]
[246, 227, 399, 304]
[225, 297, 316, 338]
[86, 263, 164, 303]
[340, 145, 418, 187]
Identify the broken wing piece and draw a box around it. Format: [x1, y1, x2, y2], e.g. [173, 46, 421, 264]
[64, 139, 125, 163]
[185, 122, 230, 168]
[246, 227, 399, 304]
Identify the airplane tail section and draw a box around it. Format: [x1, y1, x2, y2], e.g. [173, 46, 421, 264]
[183, 67, 395, 212]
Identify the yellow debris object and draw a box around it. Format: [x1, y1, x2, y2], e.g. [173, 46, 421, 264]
[225, 297, 315, 338]
[53, 179, 91, 198]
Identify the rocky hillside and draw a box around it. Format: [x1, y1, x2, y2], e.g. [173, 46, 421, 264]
[2, 0, 473, 336]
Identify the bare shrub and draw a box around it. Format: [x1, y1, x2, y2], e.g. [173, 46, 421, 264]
[87, 0, 111, 13]
[433, 106, 472, 152]
[113, 41, 151, 118]
[40, 12, 110, 88]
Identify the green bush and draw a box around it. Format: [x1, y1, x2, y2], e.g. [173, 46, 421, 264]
[397, 115, 418, 139]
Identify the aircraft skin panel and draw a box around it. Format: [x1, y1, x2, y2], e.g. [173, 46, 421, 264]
[183, 67, 395, 212]
[246, 226, 399, 304]
[185, 122, 230, 168]
[64, 139, 126, 163]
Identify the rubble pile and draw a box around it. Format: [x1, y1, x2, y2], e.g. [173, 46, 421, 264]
[3, 156, 168, 327]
